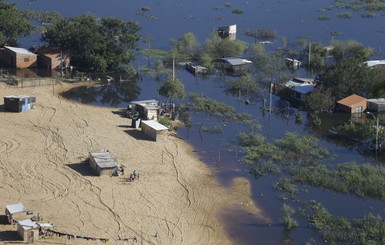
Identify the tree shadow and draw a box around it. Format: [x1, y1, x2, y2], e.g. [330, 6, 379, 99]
[66, 162, 96, 176]
[112, 109, 127, 118]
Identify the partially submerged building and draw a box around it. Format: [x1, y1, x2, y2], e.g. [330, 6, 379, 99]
[141, 120, 169, 141]
[367, 98, 385, 112]
[272, 77, 316, 106]
[88, 150, 118, 176]
[336, 94, 367, 114]
[5, 202, 28, 224]
[0, 46, 37, 69]
[4, 95, 36, 112]
[217, 24, 237, 40]
[185, 62, 208, 75]
[216, 57, 252, 76]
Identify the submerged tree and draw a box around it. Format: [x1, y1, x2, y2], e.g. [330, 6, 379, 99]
[158, 76, 186, 102]
[169, 32, 200, 62]
[42, 14, 140, 72]
[305, 86, 335, 114]
[0, 1, 34, 46]
[203, 32, 248, 59]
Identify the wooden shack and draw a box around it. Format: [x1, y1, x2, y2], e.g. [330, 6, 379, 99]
[217, 24, 237, 40]
[4, 95, 36, 112]
[5, 202, 27, 224]
[88, 150, 118, 176]
[1, 46, 37, 68]
[336, 94, 367, 114]
[127, 99, 160, 121]
[141, 120, 169, 141]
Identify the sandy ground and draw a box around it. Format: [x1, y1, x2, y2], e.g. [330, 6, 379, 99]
[0, 81, 269, 245]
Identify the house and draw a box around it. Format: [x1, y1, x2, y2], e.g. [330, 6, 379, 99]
[367, 98, 385, 112]
[127, 99, 160, 121]
[5, 202, 28, 224]
[35, 47, 70, 70]
[336, 94, 367, 113]
[4, 95, 36, 112]
[141, 120, 169, 141]
[185, 62, 208, 75]
[88, 150, 118, 176]
[272, 77, 316, 105]
[216, 57, 252, 75]
[17, 219, 54, 243]
[289, 84, 315, 103]
[285, 58, 301, 69]
[0, 46, 37, 68]
[364, 60, 385, 68]
[217, 24, 237, 40]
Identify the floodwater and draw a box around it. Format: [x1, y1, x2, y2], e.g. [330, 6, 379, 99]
[9, 0, 385, 244]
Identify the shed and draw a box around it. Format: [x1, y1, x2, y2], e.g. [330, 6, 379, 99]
[367, 98, 385, 112]
[1, 46, 37, 68]
[217, 24, 237, 40]
[216, 57, 252, 75]
[285, 58, 301, 69]
[17, 219, 39, 243]
[364, 60, 385, 68]
[4, 95, 36, 112]
[127, 99, 160, 121]
[336, 94, 367, 113]
[289, 84, 315, 102]
[88, 150, 118, 176]
[185, 62, 208, 75]
[5, 202, 27, 224]
[36, 47, 70, 70]
[141, 120, 169, 141]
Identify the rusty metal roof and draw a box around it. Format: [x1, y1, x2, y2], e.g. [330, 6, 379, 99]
[337, 94, 367, 107]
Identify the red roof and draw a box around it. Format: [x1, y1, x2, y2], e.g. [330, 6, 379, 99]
[337, 94, 367, 107]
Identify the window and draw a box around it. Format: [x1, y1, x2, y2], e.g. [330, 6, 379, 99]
[355, 106, 363, 112]
[24, 57, 30, 62]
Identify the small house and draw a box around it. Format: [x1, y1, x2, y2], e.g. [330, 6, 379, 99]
[272, 77, 316, 105]
[0, 46, 37, 68]
[88, 150, 118, 176]
[217, 24, 237, 40]
[185, 62, 208, 75]
[285, 58, 301, 69]
[141, 120, 169, 141]
[17, 219, 39, 243]
[336, 94, 367, 113]
[364, 60, 385, 68]
[367, 98, 385, 112]
[36, 47, 70, 70]
[4, 95, 36, 112]
[216, 57, 252, 76]
[127, 99, 160, 121]
[5, 202, 27, 224]
[289, 84, 315, 103]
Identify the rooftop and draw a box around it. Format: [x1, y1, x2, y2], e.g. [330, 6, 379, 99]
[337, 94, 367, 107]
[6, 202, 26, 214]
[89, 150, 117, 169]
[5, 46, 36, 56]
[141, 120, 168, 131]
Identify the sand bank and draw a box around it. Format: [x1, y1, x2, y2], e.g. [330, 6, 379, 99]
[0, 81, 269, 244]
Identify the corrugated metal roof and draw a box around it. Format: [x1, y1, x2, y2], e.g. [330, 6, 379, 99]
[90, 151, 117, 169]
[5, 46, 36, 56]
[337, 94, 367, 107]
[292, 84, 315, 94]
[18, 219, 39, 230]
[219, 57, 252, 66]
[6, 202, 26, 214]
[367, 98, 385, 104]
[141, 120, 168, 131]
[4, 95, 30, 99]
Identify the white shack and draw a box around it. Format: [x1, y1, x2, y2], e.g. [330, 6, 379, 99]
[141, 120, 169, 141]
[88, 150, 118, 176]
[5, 202, 27, 224]
[17, 219, 54, 243]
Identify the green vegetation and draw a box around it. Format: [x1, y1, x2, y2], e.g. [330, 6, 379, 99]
[169, 32, 200, 62]
[231, 8, 244, 14]
[21, 9, 63, 26]
[158, 76, 186, 102]
[203, 33, 248, 59]
[281, 204, 298, 229]
[42, 14, 140, 72]
[158, 117, 174, 131]
[300, 201, 385, 245]
[188, 93, 251, 122]
[337, 11, 352, 18]
[305, 86, 335, 114]
[318, 15, 331, 20]
[0, 1, 34, 46]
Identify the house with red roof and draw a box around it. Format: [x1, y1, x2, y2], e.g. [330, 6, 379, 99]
[336, 94, 367, 114]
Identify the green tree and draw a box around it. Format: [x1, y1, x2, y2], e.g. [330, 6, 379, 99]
[305, 86, 335, 114]
[203, 32, 248, 59]
[0, 1, 34, 45]
[306, 42, 327, 70]
[158, 76, 186, 102]
[169, 32, 199, 62]
[42, 14, 140, 72]
[317, 58, 371, 99]
[330, 39, 373, 62]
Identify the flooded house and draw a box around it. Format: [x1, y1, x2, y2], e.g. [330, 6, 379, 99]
[272, 77, 316, 106]
[185, 62, 208, 75]
[35, 47, 70, 70]
[367, 98, 385, 112]
[0, 46, 37, 69]
[216, 57, 252, 76]
[285, 58, 302, 69]
[4, 95, 36, 112]
[141, 120, 169, 141]
[88, 150, 118, 176]
[336, 94, 367, 114]
[217, 24, 237, 40]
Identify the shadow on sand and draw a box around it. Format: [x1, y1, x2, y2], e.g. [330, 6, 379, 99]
[66, 162, 96, 176]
